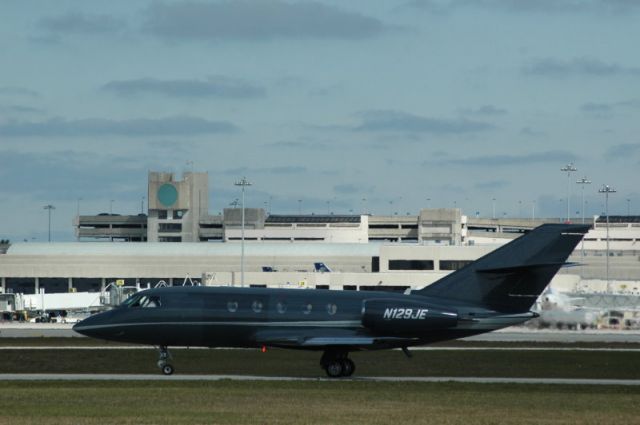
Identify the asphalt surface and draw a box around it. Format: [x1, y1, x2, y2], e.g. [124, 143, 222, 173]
[0, 373, 639, 385]
[1, 346, 640, 352]
[2, 324, 640, 343]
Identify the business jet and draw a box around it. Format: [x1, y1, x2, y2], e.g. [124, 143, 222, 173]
[74, 224, 589, 377]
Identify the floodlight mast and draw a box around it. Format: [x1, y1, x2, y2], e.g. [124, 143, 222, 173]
[598, 184, 616, 292]
[234, 177, 252, 287]
[561, 163, 577, 222]
[43, 204, 55, 242]
[576, 177, 592, 224]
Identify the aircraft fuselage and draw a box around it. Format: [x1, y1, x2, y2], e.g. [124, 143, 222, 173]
[74, 285, 534, 350]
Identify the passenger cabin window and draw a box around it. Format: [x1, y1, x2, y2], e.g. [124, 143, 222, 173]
[252, 300, 263, 313]
[276, 301, 287, 314]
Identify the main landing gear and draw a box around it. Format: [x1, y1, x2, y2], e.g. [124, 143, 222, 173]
[157, 345, 174, 375]
[320, 350, 355, 378]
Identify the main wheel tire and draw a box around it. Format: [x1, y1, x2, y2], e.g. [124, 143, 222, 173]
[162, 364, 174, 375]
[325, 361, 343, 378]
[340, 359, 355, 377]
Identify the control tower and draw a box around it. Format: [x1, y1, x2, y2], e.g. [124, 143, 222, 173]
[147, 171, 209, 242]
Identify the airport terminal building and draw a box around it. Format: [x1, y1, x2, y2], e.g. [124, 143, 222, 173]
[1, 171, 639, 297]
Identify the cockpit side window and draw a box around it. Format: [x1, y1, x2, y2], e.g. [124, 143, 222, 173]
[122, 294, 161, 308]
[121, 294, 141, 308]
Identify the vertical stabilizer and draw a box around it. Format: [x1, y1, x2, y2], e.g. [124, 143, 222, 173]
[417, 224, 590, 313]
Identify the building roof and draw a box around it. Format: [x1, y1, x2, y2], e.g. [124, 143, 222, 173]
[6, 242, 381, 257]
[266, 215, 361, 224]
[595, 215, 640, 224]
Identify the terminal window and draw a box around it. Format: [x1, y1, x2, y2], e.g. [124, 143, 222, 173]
[388, 260, 434, 271]
[439, 260, 472, 271]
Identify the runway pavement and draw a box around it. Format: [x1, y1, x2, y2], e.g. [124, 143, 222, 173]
[1, 373, 639, 385]
[2, 323, 640, 342]
[1, 346, 640, 351]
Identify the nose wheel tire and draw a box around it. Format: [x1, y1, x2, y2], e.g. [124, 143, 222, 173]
[157, 345, 174, 375]
[161, 363, 175, 376]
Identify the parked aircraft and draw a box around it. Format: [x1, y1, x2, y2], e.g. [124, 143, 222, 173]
[535, 287, 599, 329]
[73, 224, 590, 377]
[314, 262, 332, 273]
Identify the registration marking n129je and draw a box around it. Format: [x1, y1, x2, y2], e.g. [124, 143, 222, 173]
[383, 308, 429, 320]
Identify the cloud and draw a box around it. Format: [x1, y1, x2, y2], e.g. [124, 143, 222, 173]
[0, 105, 45, 115]
[354, 110, 494, 134]
[333, 184, 359, 195]
[523, 57, 640, 78]
[581, 99, 640, 116]
[458, 104, 508, 116]
[604, 143, 640, 159]
[38, 12, 126, 35]
[474, 180, 509, 190]
[0, 87, 40, 97]
[0, 150, 143, 200]
[142, 1, 387, 41]
[520, 127, 546, 137]
[224, 166, 307, 175]
[0, 116, 237, 137]
[404, 0, 640, 15]
[102, 76, 265, 99]
[428, 150, 576, 166]
[581, 102, 613, 113]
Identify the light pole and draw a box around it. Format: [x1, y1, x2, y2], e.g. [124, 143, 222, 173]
[561, 163, 577, 222]
[76, 197, 82, 242]
[576, 177, 591, 224]
[599, 184, 616, 292]
[559, 199, 563, 219]
[492, 198, 496, 219]
[234, 177, 252, 287]
[531, 200, 536, 222]
[110, 199, 114, 215]
[43, 204, 55, 242]
[297, 199, 302, 215]
[627, 198, 631, 216]
[518, 200, 522, 218]
[426, 198, 430, 209]
[361, 197, 367, 215]
[141, 196, 145, 214]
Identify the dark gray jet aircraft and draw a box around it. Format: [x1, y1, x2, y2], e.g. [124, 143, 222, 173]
[74, 224, 589, 377]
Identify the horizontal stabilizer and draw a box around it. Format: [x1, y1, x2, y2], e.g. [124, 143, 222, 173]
[477, 262, 572, 274]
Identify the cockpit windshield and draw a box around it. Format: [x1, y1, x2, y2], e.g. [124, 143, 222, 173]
[121, 294, 161, 308]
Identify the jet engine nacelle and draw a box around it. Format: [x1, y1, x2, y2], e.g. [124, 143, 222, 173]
[362, 299, 458, 336]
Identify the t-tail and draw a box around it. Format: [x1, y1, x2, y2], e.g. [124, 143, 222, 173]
[417, 224, 591, 314]
[314, 262, 332, 273]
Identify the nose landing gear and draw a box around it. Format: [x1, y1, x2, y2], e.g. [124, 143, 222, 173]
[321, 350, 356, 378]
[157, 345, 174, 375]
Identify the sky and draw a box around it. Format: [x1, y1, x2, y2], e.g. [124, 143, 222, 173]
[1, 0, 639, 242]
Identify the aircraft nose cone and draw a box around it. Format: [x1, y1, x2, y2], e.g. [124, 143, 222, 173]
[72, 310, 113, 338]
[72, 316, 95, 337]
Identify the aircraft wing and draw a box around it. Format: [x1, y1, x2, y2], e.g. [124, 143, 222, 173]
[254, 330, 413, 349]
